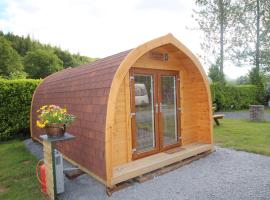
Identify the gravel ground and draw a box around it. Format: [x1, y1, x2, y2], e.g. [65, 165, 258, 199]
[216, 111, 270, 121]
[24, 139, 270, 200]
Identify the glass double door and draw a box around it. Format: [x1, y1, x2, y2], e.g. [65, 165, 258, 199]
[130, 68, 181, 160]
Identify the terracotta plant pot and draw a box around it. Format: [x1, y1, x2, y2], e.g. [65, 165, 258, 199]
[45, 124, 66, 138]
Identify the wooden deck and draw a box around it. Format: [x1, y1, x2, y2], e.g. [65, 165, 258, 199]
[112, 143, 213, 185]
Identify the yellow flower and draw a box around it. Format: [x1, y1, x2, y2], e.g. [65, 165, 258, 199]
[44, 120, 49, 125]
[36, 120, 45, 128]
[40, 105, 47, 110]
[61, 109, 67, 114]
[36, 110, 40, 113]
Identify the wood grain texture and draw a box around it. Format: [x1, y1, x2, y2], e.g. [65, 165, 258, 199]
[106, 34, 212, 186]
[43, 140, 55, 200]
[112, 143, 213, 185]
[110, 44, 211, 164]
[31, 34, 212, 187]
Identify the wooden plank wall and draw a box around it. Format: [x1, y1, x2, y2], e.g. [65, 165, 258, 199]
[111, 76, 131, 166]
[111, 44, 211, 168]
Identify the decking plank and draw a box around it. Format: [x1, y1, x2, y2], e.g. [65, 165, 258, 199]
[112, 143, 213, 185]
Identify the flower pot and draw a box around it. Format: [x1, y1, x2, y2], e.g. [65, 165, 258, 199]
[45, 124, 66, 138]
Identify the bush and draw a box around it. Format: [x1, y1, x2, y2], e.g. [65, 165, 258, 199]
[0, 79, 41, 140]
[211, 83, 260, 111]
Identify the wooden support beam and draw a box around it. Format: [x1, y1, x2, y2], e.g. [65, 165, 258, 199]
[43, 140, 56, 200]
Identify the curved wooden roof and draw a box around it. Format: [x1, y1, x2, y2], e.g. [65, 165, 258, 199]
[31, 49, 131, 179]
[104, 34, 212, 184]
[31, 33, 212, 183]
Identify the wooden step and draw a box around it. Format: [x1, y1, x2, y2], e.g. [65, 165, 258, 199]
[112, 143, 214, 185]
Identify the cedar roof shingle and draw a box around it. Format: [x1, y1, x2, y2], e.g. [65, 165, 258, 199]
[31, 49, 132, 179]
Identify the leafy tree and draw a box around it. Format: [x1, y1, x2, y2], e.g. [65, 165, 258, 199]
[236, 75, 250, 85]
[193, 0, 234, 81]
[54, 48, 75, 67]
[24, 49, 63, 78]
[230, 0, 270, 71]
[194, 0, 270, 86]
[4, 33, 34, 56]
[0, 32, 96, 78]
[2, 32, 95, 69]
[72, 53, 95, 66]
[249, 67, 261, 85]
[54, 48, 94, 68]
[0, 37, 24, 77]
[208, 59, 225, 82]
[248, 67, 266, 103]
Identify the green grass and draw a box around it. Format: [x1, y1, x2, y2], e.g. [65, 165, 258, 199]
[0, 140, 46, 200]
[219, 108, 270, 113]
[214, 119, 270, 156]
[0, 119, 268, 199]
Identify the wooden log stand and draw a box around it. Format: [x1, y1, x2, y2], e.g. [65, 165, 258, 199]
[40, 133, 75, 200]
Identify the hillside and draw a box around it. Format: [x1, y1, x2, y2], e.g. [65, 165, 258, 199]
[0, 31, 97, 79]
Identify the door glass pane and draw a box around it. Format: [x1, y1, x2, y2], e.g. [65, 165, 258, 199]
[161, 75, 178, 146]
[134, 74, 155, 152]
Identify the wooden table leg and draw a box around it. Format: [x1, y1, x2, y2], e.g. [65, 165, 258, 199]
[214, 118, 220, 126]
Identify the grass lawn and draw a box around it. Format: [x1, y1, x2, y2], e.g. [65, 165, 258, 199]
[0, 119, 268, 199]
[214, 118, 270, 156]
[0, 140, 46, 200]
[219, 108, 270, 113]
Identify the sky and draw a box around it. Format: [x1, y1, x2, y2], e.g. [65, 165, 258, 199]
[0, 0, 250, 79]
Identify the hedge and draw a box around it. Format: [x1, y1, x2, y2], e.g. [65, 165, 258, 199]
[0, 79, 263, 140]
[0, 79, 41, 140]
[210, 83, 260, 111]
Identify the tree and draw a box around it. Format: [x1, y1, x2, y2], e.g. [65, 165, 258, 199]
[193, 0, 234, 82]
[24, 49, 63, 78]
[4, 33, 34, 56]
[2, 32, 95, 69]
[54, 48, 75, 68]
[229, 0, 270, 103]
[72, 53, 95, 66]
[236, 75, 250, 85]
[0, 37, 24, 77]
[218, 0, 225, 76]
[208, 59, 224, 82]
[248, 67, 266, 103]
[230, 0, 270, 70]
[0, 32, 96, 79]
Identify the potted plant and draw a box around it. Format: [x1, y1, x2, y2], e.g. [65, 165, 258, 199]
[36, 105, 76, 138]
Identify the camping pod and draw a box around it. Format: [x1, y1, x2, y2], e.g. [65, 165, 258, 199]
[31, 34, 213, 188]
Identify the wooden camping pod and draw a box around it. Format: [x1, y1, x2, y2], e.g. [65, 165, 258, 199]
[31, 33, 213, 188]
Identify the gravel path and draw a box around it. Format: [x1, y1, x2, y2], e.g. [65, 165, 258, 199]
[24, 139, 270, 200]
[216, 111, 270, 121]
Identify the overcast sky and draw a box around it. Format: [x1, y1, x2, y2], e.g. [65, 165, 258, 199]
[0, 0, 250, 79]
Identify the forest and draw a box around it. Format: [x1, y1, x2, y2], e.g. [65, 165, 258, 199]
[0, 31, 96, 79]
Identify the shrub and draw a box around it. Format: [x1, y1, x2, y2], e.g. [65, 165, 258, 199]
[0, 79, 41, 140]
[211, 83, 260, 111]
